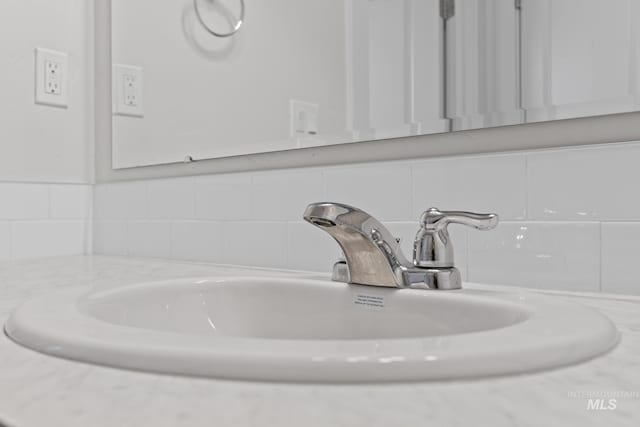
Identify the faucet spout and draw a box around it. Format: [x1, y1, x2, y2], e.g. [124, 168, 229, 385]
[303, 202, 411, 287]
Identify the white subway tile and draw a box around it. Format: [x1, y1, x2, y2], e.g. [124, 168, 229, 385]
[222, 222, 287, 268]
[0, 183, 49, 220]
[11, 221, 87, 259]
[93, 221, 128, 256]
[50, 185, 91, 219]
[93, 185, 108, 219]
[195, 174, 252, 220]
[127, 221, 171, 258]
[324, 163, 412, 221]
[83, 143, 640, 297]
[386, 222, 468, 281]
[602, 223, 640, 295]
[251, 170, 324, 221]
[412, 154, 527, 220]
[0, 222, 9, 259]
[93, 185, 109, 219]
[528, 143, 640, 220]
[171, 221, 222, 262]
[94, 182, 147, 220]
[286, 222, 338, 272]
[468, 222, 600, 292]
[147, 177, 195, 220]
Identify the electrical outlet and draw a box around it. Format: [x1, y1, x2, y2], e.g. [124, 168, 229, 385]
[123, 74, 138, 106]
[35, 48, 68, 107]
[113, 64, 144, 117]
[290, 100, 319, 137]
[45, 60, 62, 95]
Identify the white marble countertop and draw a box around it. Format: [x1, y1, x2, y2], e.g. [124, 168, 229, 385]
[0, 256, 638, 427]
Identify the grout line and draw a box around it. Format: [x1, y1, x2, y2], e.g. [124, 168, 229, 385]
[321, 169, 328, 201]
[248, 173, 256, 221]
[109, 219, 640, 225]
[464, 228, 470, 281]
[409, 164, 415, 218]
[487, 220, 601, 225]
[285, 221, 291, 269]
[97, 216, 640, 226]
[142, 181, 150, 220]
[524, 154, 530, 220]
[8, 220, 13, 260]
[124, 220, 130, 257]
[47, 185, 52, 220]
[86, 187, 94, 255]
[168, 220, 174, 260]
[598, 222, 603, 292]
[0, 180, 90, 185]
[189, 176, 197, 221]
[1, 219, 88, 224]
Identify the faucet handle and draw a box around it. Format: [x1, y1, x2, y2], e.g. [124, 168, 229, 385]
[414, 208, 498, 268]
[420, 208, 499, 231]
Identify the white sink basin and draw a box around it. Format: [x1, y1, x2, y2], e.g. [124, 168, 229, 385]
[5, 276, 618, 382]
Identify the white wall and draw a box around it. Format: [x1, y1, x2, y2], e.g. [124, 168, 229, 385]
[0, 0, 93, 183]
[0, 0, 93, 259]
[111, 0, 348, 168]
[94, 139, 640, 296]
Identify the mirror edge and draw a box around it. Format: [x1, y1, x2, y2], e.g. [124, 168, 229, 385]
[95, 0, 640, 184]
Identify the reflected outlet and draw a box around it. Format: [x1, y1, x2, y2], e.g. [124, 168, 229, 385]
[113, 64, 144, 117]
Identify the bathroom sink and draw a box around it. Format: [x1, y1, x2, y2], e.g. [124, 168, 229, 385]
[5, 276, 618, 382]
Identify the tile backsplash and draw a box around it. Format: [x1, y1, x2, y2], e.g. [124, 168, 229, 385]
[0, 183, 91, 259]
[93, 141, 640, 295]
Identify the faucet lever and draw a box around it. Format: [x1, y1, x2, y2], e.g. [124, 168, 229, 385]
[414, 208, 498, 268]
[421, 208, 498, 231]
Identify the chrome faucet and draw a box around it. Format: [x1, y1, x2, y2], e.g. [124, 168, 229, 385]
[303, 202, 498, 290]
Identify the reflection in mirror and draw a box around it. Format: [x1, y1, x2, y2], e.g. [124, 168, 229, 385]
[111, 0, 640, 168]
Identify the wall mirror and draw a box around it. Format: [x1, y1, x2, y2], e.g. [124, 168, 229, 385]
[110, 0, 640, 169]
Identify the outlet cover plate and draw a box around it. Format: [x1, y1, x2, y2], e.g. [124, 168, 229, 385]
[35, 48, 68, 108]
[290, 100, 319, 137]
[113, 64, 144, 117]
